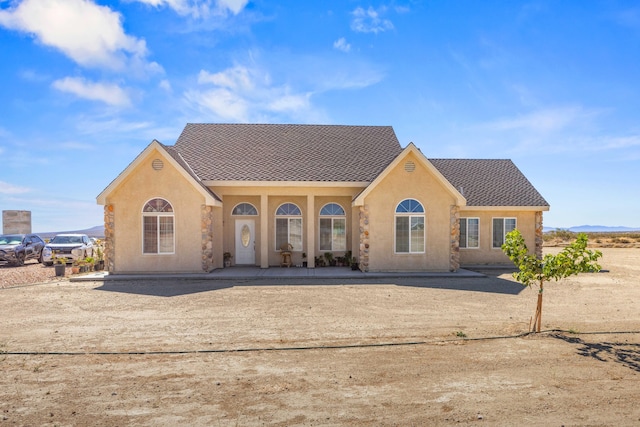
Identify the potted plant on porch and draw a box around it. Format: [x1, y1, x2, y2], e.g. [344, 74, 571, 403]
[223, 252, 232, 267]
[71, 259, 81, 275]
[84, 256, 95, 272]
[52, 252, 66, 277]
[94, 246, 104, 271]
[324, 252, 335, 267]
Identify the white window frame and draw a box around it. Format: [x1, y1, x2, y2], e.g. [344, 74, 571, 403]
[231, 202, 258, 216]
[275, 203, 303, 251]
[319, 203, 346, 251]
[142, 198, 175, 255]
[492, 217, 517, 249]
[394, 199, 426, 254]
[459, 217, 480, 249]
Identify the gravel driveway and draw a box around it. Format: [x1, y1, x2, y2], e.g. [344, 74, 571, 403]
[0, 260, 67, 289]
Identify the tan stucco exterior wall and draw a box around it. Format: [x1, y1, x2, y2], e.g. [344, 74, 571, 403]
[458, 209, 539, 265]
[360, 152, 457, 272]
[211, 186, 361, 267]
[101, 148, 546, 273]
[105, 150, 220, 273]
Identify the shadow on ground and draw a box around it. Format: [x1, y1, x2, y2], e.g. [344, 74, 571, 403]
[94, 270, 525, 298]
[552, 333, 640, 372]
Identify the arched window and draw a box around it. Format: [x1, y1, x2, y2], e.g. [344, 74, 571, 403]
[232, 203, 258, 216]
[319, 203, 346, 251]
[142, 198, 174, 254]
[275, 203, 302, 251]
[395, 199, 425, 253]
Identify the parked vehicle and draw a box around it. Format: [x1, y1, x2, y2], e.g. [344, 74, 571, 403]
[0, 233, 46, 266]
[42, 234, 94, 266]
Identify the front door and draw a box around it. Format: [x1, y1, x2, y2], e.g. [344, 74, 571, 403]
[235, 219, 255, 265]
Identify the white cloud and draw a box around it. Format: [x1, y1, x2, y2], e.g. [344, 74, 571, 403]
[186, 87, 250, 121]
[185, 65, 313, 122]
[0, 0, 155, 72]
[19, 69, 49, 82]
[267, 93, 311, 113]
[333, 37, 351, 53]
[52, 77, 131, 107]
[159, 79, 173, 92]
[218, 0, 249, 15]
[484, 106, 600, 134]
[599, 135, 640, 150]
[75, 117, 154, 135]
[351, 6, 394, 34]
[198, 67, 255, 90]
[0, 181, 31, 195]
[133, 0, 249, 18]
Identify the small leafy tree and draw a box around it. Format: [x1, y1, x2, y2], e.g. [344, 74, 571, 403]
[502, 229, 602, 332]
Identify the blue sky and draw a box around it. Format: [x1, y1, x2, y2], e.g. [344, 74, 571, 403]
[1, 0, 639, 232]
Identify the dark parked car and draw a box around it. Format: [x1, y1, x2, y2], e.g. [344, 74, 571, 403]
[0, 233, 46, 266]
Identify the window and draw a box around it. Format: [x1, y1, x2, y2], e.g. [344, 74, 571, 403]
[319, 203, 346, 251]
[142, 198, 174, 254]
[459, 218, 479, 248]
[275, 203, 302, 251]
[492, 218, 516, 248]
[395, 199, 425, 253]
[232, 202, 258, 216]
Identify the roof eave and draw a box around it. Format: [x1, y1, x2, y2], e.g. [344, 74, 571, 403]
[460, 205, 550, 211]
[96, 140, 222, 207]
[202, 180, 370, 188]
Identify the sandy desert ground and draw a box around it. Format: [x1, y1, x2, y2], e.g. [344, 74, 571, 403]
[1, 247, 639, 426]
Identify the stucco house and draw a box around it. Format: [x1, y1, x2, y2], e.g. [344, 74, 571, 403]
[96, 124, 549, 274]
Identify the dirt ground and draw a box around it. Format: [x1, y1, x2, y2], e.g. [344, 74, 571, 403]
[1, 248, 639, 426]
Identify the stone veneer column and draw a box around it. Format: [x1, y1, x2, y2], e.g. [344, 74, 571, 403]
[449, 205, 460, 272]
[535, 211, 543, 260]
[104, 204, 115, 273]
[201, 205, 215, 272]
[358, 205, 370, 272]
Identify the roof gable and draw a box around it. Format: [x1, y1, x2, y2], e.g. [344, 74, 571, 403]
[174, 124, 403, 182]
[353, 143, 466, 206]
[96, 140, 221, 206]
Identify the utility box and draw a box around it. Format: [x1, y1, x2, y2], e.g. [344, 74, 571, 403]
[2, 210, 32, 234]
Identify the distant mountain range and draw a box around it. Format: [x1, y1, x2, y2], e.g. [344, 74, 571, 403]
[36, 225, 105, 240]
[544, 225, 640, 233]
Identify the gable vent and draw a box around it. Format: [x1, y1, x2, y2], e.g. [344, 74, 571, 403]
[404, 161, 416, 172]
[152, 159, 164, 171]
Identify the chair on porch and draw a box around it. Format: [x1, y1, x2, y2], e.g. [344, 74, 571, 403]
[280, 242, 293, 267]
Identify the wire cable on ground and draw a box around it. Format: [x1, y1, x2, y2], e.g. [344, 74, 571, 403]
[2, 329, 638, 357]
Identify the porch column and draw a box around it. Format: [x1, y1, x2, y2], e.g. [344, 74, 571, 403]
[306, 195, 315, 268]
[260, 194, 269, 268]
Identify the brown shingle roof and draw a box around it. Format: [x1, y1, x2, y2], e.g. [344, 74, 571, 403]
[165, 123, 547, 207]
[430, 159, 549, 207]
[173, 124, 403, 182]
[160, 142, 222, 202]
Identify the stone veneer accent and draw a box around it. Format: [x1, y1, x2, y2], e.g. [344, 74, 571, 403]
[535, 211, 543, 259]
[201, 205, 215, 272]
[104, 204, 115, 272]
[449, 205, 460, 272]
[358, 205, 370, 272]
